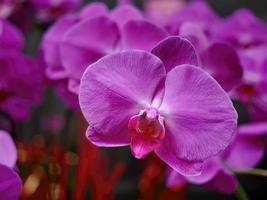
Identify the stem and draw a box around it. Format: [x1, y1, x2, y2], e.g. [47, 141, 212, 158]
[224, 161, 267, 177]
[234, 168, 267, 177]
[236, 182, 250, 200]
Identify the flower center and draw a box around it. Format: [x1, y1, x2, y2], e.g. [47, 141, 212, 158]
[128, 108, 165, 159]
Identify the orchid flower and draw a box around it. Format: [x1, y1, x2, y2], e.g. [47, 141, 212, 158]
[79, 36, 237, 176]
[212, 9, 267, 48]
[179, 22, 243, 92]
[42, 3, 167, 94]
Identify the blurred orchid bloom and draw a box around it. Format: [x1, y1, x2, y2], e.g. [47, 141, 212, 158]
[42, 3, 168, 94]
[167, 122, 267, 193]
[211, 9, 267, 120]
[235, 46, 267, 120]
[212, 9, 267, 48]
[167, 0, 219, 35]
[163, 1, 243, 92]
[179, 22, 243, 92]
[0, 19, 44, 120]
[0, 130, 22, 200]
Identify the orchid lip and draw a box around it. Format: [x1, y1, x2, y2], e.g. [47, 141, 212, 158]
[128, 107, 165, 159]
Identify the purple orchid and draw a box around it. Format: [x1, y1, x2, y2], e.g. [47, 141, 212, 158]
[0, 18, 24, 51]
[54, 80, 79, 110]
[0, 130, 17, 167]
[179, 22, 243, 92]
[0, 51, 44, 120]
[0, 19, 44, 120]
[233, 45, 267, 120]
[206, 8, 267, 120]
[0, 130, 22, 200]
[41, 3, 168, 94]
[165, 1, 243, 92]
[79, 36, 237, 176]
[212, 9, 267, 48]
[0, 164, 22, 200]
[167, 122, 267, 193]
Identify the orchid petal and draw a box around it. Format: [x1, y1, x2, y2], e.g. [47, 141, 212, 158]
[151, 36, 198, 72]
[224, 135, 265, 170]
[179, 22, 209, 53]
[187, 158, 222, 184]
[201, 43, 243, 92]
[204, 168, 237, 194]
[0, 164, 22, 200]
[0, 130, 17, 168]
[238, 122, 267, 136]
[0, 19, 24, 51]
[110, 5, 143, 28]
[121, 20, 167, 51]
[166, 168, 187, 188]
[60, 16, 120, 80]
[79, 2, 108, 19]
[158, 65, 237, 163]
[79, 51, 166, 146]
[41, 16, 78, 79]
[155, 141, 204, 176]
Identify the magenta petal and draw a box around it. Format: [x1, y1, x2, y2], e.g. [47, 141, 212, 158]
[201, 43, 243, 92]
[79, 2, 108, 19]
[168, 1, 219, 35]
[204, 168, 237, 194]
[130, 136, 159, 159]
[110, 5, 143, 28]
[60, 16, 120, 80]
[45, 65, 68, 80]
[86, 126, 127, 147]
[248, 99, 267, 121]
[158, 65, 237, 162]
[224, 135, 265, 170]
[155, 144, 203, 176]
[167, 158, 222, 186]
[179, 22, 209, 53]
[0, 130, 17, 168]
[79, 51, 166, 146]
[166, 168, 187, 188]
[151, 36, 198, 72]
[67, 79, 79, 94]
[238, 122, 267, 136]
[0, 164, 22, 200]
[41, 16, 78, 79]
[55, 81, 79, 110]
[121, 20, 167, 51]
[187, 158, 222, 184]
[212, 9, 267, 47]
[0, 19, 24, 51]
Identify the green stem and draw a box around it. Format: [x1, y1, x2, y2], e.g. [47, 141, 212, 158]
[236, 182, 250, 200]
[234, 168, 267, 177]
